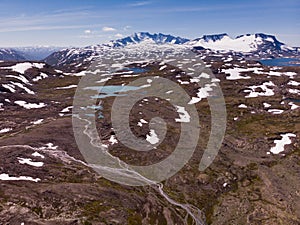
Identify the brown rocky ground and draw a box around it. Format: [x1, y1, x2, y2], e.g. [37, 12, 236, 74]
[0, 57, 299, 224]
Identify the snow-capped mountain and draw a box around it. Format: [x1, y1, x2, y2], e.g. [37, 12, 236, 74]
[0, 49, 26, 61]
[44, 32, 299, 69]
[44, 32, 189, 68]
[107, 32, 189, 47]
[0, 47, 64, 61]
[13, 46, 64, 60]
[44, 46, 103, 69]
[188, 33, 296, 56]
[197, 33, 229, 42]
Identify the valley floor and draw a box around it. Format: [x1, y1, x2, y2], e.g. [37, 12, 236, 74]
[0, 53, 299, 224]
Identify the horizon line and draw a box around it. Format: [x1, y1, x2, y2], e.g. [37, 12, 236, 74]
[1, 31, 299, 48]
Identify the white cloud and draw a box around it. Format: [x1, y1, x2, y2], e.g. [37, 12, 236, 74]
[102, 26, 116, 32]
[0, 24, 99, 33]
[129, 1, 152, 7]
[84, 29, 92, 34]
[0, 9, 104, 33]
[79, 34, 104, 39]
[115, 33, 124, 38]
[124, 25, 131, 31]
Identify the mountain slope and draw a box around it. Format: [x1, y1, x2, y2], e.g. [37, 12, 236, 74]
[13, 46, 64, 60]
[1, 41, 300, 225]
[44, 32, 300, 69]
[44, 32, 189, 69]
[0, 47, 64, 61]
[0, 49, 26, 61]
[189, 33, 297, 57]
[107, 32, 189, 47]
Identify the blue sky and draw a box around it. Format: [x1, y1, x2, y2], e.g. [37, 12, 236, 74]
[0, 0, 299, 47]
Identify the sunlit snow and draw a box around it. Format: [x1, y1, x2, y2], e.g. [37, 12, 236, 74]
[3, 62, 44, 74]
[175, 106, 190, 123]
[270, 133, 296, 154]
[14, 100, 46, 109]
[146, 129, 160, 144]
[18, 158, 44, 167]
[0, 173, 40, 182]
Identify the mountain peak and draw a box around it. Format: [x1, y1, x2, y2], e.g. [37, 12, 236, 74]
[43, 32, 299, 68]
[0, 48, 26, 61]
[235, 33, 283, 44]
[254, 33, 275, 39]
[108, 32, 190, 47]
[254, 33, 284, 44]
[189, 32, 293, 53]
[201, 33, 229, 42]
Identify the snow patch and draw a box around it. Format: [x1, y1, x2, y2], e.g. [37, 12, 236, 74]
[59, 106, 73, 116]
[270, 133, 296, 154]
[146, 129, 159, 144]
[6, 74, 30, 84]
[18, 158, 44, 167]
[244, 81, 275, 98]
[263, 103, 271, 108]
[222, 68, 251, 80]
[11, 82, 34, 94]
[108, 135, 118, 145]
[159, 65, 167, 71]
[289, 89, 300, 95]
[32, 152, 45, 159]
[289, 102, 299, 110]
[191, 34, 261, 52]
[137, 119, 148, 127]
[0, 128, 12, 133]
[31, 119, 44, 125]
[188, 83, 216, 104]
[268, 109, 284, 114]
[56, 84, 78, 89]
[288, 80, 300, 86]
[2, 84, 16, 93]
[238, 104, 248, 108]
[14, 101, 46, 109]
[0, 173, 40, 182]
[175, 106, 190, 123]
[33, 72, 48, 82]
[4, 62, 44, 74]
[38, 143, 58, 150]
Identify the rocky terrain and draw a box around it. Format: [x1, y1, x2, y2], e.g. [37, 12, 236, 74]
[0, 34, 300, 225]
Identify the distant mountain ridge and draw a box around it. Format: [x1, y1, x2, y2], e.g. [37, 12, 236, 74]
[1, 32, 298, 66]
[44, 32, 190, 67]
[188, 33, 293, 53]
[0, 49, 26, 61]
[106, 32, 190, 47]
[13, 46, 64, 60]
[199, 33, 229, 42]
[44, 32, 299, 69]
[0, 46, 64, 61]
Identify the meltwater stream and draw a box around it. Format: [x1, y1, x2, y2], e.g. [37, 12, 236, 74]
[0, 140, 206, 224]
[74, 114, 207, 225]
